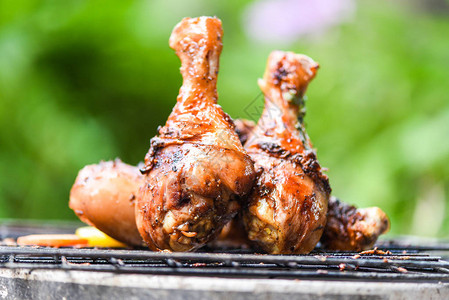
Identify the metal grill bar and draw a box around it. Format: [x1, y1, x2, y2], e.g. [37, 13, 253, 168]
[1, 245, 449, 283]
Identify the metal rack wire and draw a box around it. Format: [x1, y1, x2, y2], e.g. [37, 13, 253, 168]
[1, 243, 449, 283]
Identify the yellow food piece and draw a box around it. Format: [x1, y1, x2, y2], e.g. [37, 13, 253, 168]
[75, 226, 127, 248]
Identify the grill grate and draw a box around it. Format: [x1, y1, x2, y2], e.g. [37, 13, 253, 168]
[1, 243, 449, 283]
[1, 222, 449, 283]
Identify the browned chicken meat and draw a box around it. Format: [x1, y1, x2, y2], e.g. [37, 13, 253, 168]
[136, 17, 256, 252]
[320, 196, 390, 251]
[242, 51, 331, 254]
[234, 120, 391, 251]
[69, 159, 247, 249]
[69, 159, 144, 246]
[69, 159, 389, 251]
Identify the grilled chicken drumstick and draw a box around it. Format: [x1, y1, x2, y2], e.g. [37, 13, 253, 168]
[69, 159, 144, 246]
[320, 196, 390, 251]
[234, 119, 390, 251]
[242, 51, 330, 254]
[136, 17, 256, 252]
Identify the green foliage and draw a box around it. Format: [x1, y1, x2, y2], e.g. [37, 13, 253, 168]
[0, 0, 448, 237]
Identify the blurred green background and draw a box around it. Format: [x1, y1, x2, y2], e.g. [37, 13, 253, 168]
[0, 0, 448, 237]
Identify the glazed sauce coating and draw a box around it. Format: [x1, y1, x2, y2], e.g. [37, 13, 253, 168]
[234, 119, 390, 251]
[243, 51, 330, 254]
[136, 17, 255, 252]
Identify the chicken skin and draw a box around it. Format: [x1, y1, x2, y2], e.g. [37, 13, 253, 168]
[69, 160, 389, 251]
[69, 159, 144, 246]
[234, 120, 391, 251]
[69, 159, 248, 249]
[320, 197, 390, 251]
[242, 51, 331, 254]
[136, 17, 256, 252]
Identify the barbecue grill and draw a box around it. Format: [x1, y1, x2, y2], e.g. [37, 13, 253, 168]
[1, 221, 448, 299]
